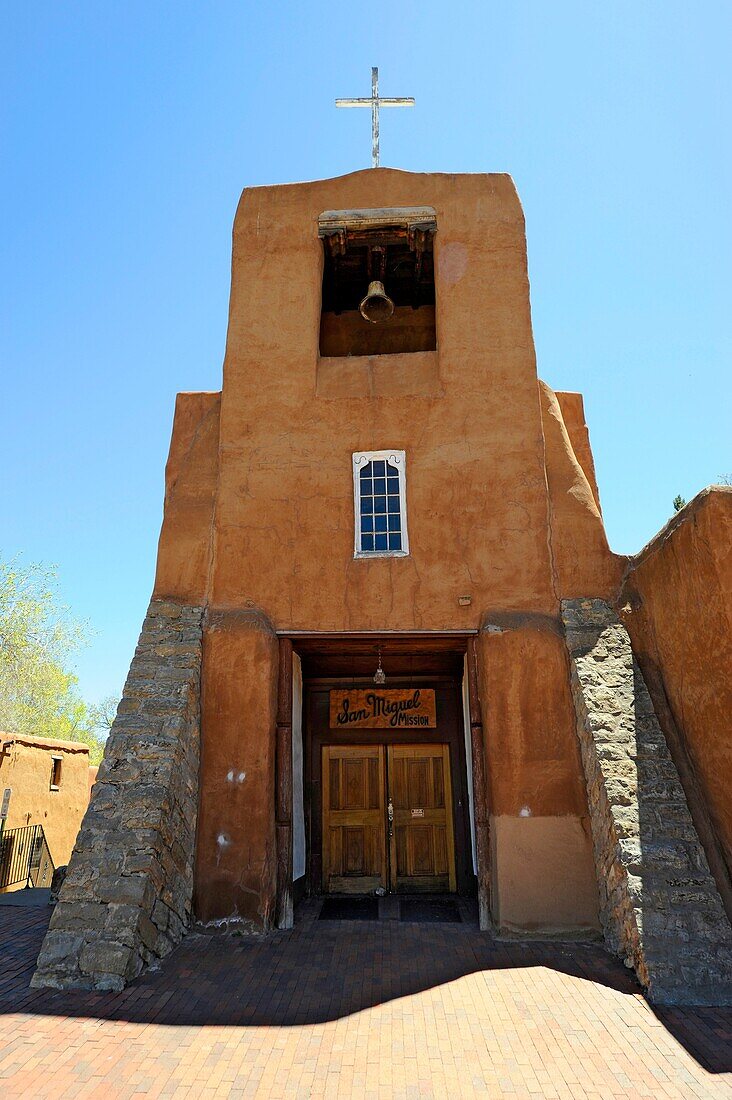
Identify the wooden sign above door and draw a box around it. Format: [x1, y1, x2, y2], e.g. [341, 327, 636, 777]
[330, 688, 436, 730]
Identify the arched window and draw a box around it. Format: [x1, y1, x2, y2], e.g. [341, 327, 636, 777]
[352, 451, 409, 557]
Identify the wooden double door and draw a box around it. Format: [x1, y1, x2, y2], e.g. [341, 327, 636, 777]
[322, 743, 457, 895]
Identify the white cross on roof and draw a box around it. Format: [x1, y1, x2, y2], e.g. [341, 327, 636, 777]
[336, 67, 414, 168]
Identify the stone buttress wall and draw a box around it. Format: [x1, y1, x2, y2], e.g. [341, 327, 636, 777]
[620, 488, 732, 888]
[562, 599, 732, 1006]
[32, 600, 203, 991]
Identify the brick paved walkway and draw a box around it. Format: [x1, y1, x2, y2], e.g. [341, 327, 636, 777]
[1, 902, 731, 1099]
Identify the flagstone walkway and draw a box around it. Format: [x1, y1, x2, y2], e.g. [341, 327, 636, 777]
[1, 902, 731, 1099]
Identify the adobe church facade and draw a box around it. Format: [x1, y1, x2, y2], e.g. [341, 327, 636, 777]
[33, 169, 732, 1004]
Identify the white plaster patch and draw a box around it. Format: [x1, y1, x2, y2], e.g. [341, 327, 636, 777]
[519, 806, 532, 817]
[216, 833, 232, 848]
[200, 912, 264, 936]
[226, 770, 247, 783]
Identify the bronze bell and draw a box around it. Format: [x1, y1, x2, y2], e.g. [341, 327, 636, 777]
[359, 280, 395, 324]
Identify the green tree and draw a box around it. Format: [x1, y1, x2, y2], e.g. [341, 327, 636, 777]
[0, 558, 112, 763]
[88, 695, 119, 737]
[672, 495, 686, 513]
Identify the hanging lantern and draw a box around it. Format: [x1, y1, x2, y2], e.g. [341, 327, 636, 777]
[373, 646, 386, 685]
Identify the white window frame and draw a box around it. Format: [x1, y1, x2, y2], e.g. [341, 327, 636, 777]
[352, 450, 409, 558]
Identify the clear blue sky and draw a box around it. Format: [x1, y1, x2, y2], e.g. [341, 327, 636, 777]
[2, 3, 730, 705]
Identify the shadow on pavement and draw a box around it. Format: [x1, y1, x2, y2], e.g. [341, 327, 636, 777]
[1, 900, 730, 1075]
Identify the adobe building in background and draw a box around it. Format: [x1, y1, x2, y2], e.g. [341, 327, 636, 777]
[0, 733, 91, 891]
[34, 169, 732, 1004]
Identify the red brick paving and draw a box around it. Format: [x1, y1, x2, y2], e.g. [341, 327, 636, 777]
[1, 901, 731, 1098]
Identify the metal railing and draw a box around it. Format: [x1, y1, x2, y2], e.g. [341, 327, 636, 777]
[0, 824, 55, 890]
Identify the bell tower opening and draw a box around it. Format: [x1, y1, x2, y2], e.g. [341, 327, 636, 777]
[318, 207, 437, 357]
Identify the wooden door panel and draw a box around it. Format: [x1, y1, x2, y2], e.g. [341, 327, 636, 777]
[328, 757, 341, 808]
[408, 826, 434, 875]
[395, 826, 407, 877]
[390, 757, 407, 809]
[367, 755, 380, 809]
[388, 744, 456, 893]
[408, 759, 431, 812]
[432, 757, 445, 808]
[322, 745, 386, 894]
[343, 826, 364, 873]
[433, 826, 448, 875]
[327, 825, 341, 874]
[343, 759, 365, 810]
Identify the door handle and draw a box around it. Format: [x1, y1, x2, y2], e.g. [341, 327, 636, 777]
[387, 796, 394, 838]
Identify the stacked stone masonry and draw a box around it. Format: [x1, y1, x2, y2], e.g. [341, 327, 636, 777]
[32, 600, 203, 991]
[562, 598, 732, 1006]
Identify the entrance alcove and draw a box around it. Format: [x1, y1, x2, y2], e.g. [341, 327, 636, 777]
[284, 634, 480, 911]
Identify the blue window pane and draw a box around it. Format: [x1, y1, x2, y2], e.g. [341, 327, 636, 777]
[356, 458, 405, 554]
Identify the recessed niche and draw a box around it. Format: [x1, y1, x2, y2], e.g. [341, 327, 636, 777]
[318, 208, 436, 357]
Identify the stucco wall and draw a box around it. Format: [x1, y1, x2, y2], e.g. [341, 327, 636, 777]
[148, 169, 623, 931]
[153, 169, 621, 626]
[540, 382, 622, 599]
[153, 391, 220, 604]
[620, 488, 732, 882]
[555, 391, 603, 513]
[0, 734, 90, 876]
[194, 609, 279, 927]
[476, 617, 600, 932]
